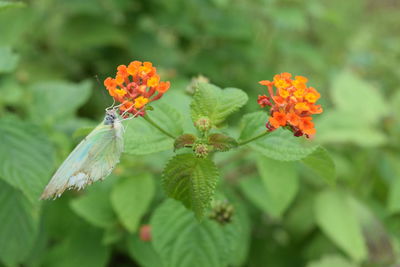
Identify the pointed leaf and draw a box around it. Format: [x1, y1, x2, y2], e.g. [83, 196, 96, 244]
[125, 102, 183, 155]
[29, 80, 92, 123]
[302, 147, 336, 184]
[174, 134, 196, 150]
[256, 156, 299, 217]
[0, 117, 54, 202]
[162, 154, 219, 218]
[314, 190, 367, 262]
[0, 180, 39, 266]
[151, 199, 245, 267]
[111, 174, 155, 232]
[208, 133, 238, 152]
[128, 234, 164, 267]
[70, 181, 116, 228]
[191, 83, 248, 126]
[240, 112, 317, 161]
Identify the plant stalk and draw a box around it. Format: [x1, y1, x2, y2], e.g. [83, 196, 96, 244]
[143, 115, 176, 139]
[237, 131, 270, 146]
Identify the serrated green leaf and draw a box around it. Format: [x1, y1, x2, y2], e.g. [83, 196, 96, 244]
[306, 254, 358, 267]
[162, 154, 219, 219]
[111, 174, 155, 232]
[124, 102, 183, 155]
[0, 117, 54, 202]
[191, 83, 248, 126]
[128, 234, 164, 267]
[28, 80, 92, 124]
[314, 190, 367, 262]
[151, 199, 244, 267]
[70, 181, 116, 229]
[174, 134, 196, 150]
[0, 46, 19, 73]
[302, 147, 336, 184]
[239, 111, 317, 161]
[208, 133, 238, 152]
[256, 156, 299, 217]
[0, 180, 39, 266]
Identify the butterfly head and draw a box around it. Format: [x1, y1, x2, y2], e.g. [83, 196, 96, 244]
[104, 109, 118, 125]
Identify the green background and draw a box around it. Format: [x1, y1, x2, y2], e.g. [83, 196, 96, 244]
[0, 0, 400, 266]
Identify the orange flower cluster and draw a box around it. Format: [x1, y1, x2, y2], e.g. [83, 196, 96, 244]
[258, 73, 322, 138]
[104, 61, 170, 116]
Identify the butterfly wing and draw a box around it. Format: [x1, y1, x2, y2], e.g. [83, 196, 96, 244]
[41, 119, 124, 199]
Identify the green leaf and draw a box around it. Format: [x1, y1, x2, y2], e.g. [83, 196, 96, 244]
[191, 83, 248, 126]
[111, 174, 155, 232]
[150, 199, 244, 267]
[70, 181, 116, 229]
[0, 1, 25, 11]
[124, 102, 183, 155]
[0, 117, 54, 202]
[0, 180, 39, 266]
[128, 234, 164, 267]
[314, 190, 367, 262]
[44, 221, 110, 267]
[302, 147, 336, 184]
[239, 112, 317, 161]
[174, 134, 196, 150]
[315, 110, 387, 147]
[306, 254, 358, 267]
[256, 156, 299, 217]
[0, 46, 19, 73]
[28, 80, 92, 124]
[239, 176, 272, 214]
[208, 133, 238, 152]
[348, 197, 395, 263]
[331, 71, 389, 123]
[162, 154, 219, 219]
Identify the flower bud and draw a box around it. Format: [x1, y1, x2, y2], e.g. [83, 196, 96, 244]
[209, 201, 235, 225]
[194, 116, 211, 132]
[193, 143, 209, 158]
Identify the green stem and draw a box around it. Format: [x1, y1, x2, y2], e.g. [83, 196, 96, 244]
[237, 131, 270, 146]
[143, 115, 176, 139]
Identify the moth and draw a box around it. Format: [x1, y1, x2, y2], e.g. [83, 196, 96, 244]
[41, 108, 125, 200]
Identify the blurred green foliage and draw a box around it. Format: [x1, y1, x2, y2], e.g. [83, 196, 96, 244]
[1, 0, 400, 266]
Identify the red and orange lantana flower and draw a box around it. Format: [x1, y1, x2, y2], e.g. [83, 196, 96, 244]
[258, 73, 323, 138]
[104, 61, 170, 116]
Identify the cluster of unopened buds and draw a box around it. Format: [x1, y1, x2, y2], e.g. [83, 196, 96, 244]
[258, 72, 323, 138]
[104, 61, 170, 117]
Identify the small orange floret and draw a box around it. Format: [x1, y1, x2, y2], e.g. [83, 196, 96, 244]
[269, 112, 287, 128]
[147, 75, 160, 87]
[259, 80, 273, 87]
[117, 65, 129, 78]
[134, 96, 149, 109]
[278, 88, 290, 98]
[156, 81, 170, 93]
[104, 77, 116, 90]
[258, 72, 322, 138]
[104, 60, 171, 116]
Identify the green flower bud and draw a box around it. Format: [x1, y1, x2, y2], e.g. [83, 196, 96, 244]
[209, 201, 235, 225]
[193, 143, 209, 158]
[194, 116, 211, 132]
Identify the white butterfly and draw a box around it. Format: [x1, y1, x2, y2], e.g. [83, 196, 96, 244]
[41, 108, 125, 200]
